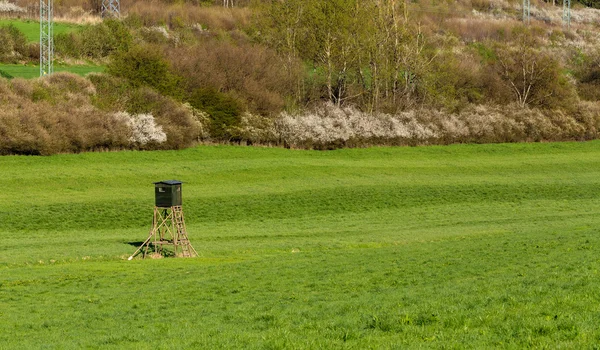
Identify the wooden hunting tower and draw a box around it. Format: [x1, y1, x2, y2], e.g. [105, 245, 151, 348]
[129, 180, 198, 260]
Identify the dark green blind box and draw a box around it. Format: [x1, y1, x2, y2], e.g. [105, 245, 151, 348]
[154, 180, 183, 207]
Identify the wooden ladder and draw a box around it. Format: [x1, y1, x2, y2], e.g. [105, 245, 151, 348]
[172, 206, 197, 257]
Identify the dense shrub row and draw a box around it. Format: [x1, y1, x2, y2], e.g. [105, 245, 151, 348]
[231, 102, 600, 149]
[1, 72, 599, 155]
[0, 73, 201, 155]
[49, 13, 299, 140]
[0, 74, 128, 155]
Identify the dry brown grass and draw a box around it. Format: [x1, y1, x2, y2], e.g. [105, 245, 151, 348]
[445, 18, 519, 42]
[125, 1, 251, 30]
[11, 0, 252, 27]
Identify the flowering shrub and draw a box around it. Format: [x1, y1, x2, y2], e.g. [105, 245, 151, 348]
[274, 103, 439, 149]
[87, 73, 201, 150]
[0, 73, 598, 155]
[114, 112, 167, 146]
[235, 102, 600, 149]
[182, 103, 211, 141]
[0, 2, 25, 13]
[230, 112, 279, 145]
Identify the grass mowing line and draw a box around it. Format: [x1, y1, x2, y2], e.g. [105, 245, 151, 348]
[0, 68, 13, 78]
[0, 142, 600, 347]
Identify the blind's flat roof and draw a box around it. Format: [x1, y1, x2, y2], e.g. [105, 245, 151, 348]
[153, 180, 183, 185]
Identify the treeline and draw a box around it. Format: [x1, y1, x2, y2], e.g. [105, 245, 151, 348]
[3, 71, 599, 155]
[255, 0, 591, 114]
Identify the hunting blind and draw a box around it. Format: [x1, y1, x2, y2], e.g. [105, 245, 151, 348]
[129, 180, 198, 260]
[155, 180, 182, 207]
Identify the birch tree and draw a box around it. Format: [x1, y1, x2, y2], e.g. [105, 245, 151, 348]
[257, 0, 439, 110]
[494, 31, 567, 109]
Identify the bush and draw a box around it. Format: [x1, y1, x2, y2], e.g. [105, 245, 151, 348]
[421, 51, 485, 112]
[168, 40, 300, 116]
[0, 72, 201, 155]
[0, 24, 28, 63]
[230, 112, 278, 145]
[573, 49, 600, 102]
[114, 112, 167, 146]
[88, 73, 201, 149]
[87, 73, 131, 111]
[487, 30, 577, 110]
[55, 19, 132, 59]
[107, 44, 183, 99]
[0, 73, 130, 155]
[126, 87, 202, 149]
[234, 102, 600, 150]
[188, 87, 242, 140]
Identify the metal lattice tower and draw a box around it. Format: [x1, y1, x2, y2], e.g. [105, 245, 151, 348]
[522, 0, 531, 24]
[102, 0, 120, 18]
[39, 0, 53, 77]
[562, 0, 571, 29]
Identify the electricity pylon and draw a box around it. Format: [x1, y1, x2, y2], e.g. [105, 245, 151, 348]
[562, 0, 571, 29]
[39, 0, 53, 77]
[102, 0, 120, 18]
[523, 0, 531, 24]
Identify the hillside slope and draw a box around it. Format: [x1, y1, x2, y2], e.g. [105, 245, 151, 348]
[1, 0, 600, 153]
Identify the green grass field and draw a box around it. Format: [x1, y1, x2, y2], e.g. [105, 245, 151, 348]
[0, 64, 105, 78]
[0, 19, 82, 42]
[1, 142, 600, 348]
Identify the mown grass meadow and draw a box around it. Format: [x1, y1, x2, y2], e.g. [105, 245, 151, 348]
[0, 63, 104, 78]
[0, 19, 82, 42]
[1, 142, 599, 348]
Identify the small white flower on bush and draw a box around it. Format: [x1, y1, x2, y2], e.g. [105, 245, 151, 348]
[275, 102, 439, 147]
[151, 26, 169, 39]
[114, 112, 167, 145]
[182, 103, 211, 140]
[0, 1, 25, 12]
[233, 112, 278, 143]
[234, 101, 593, 148]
